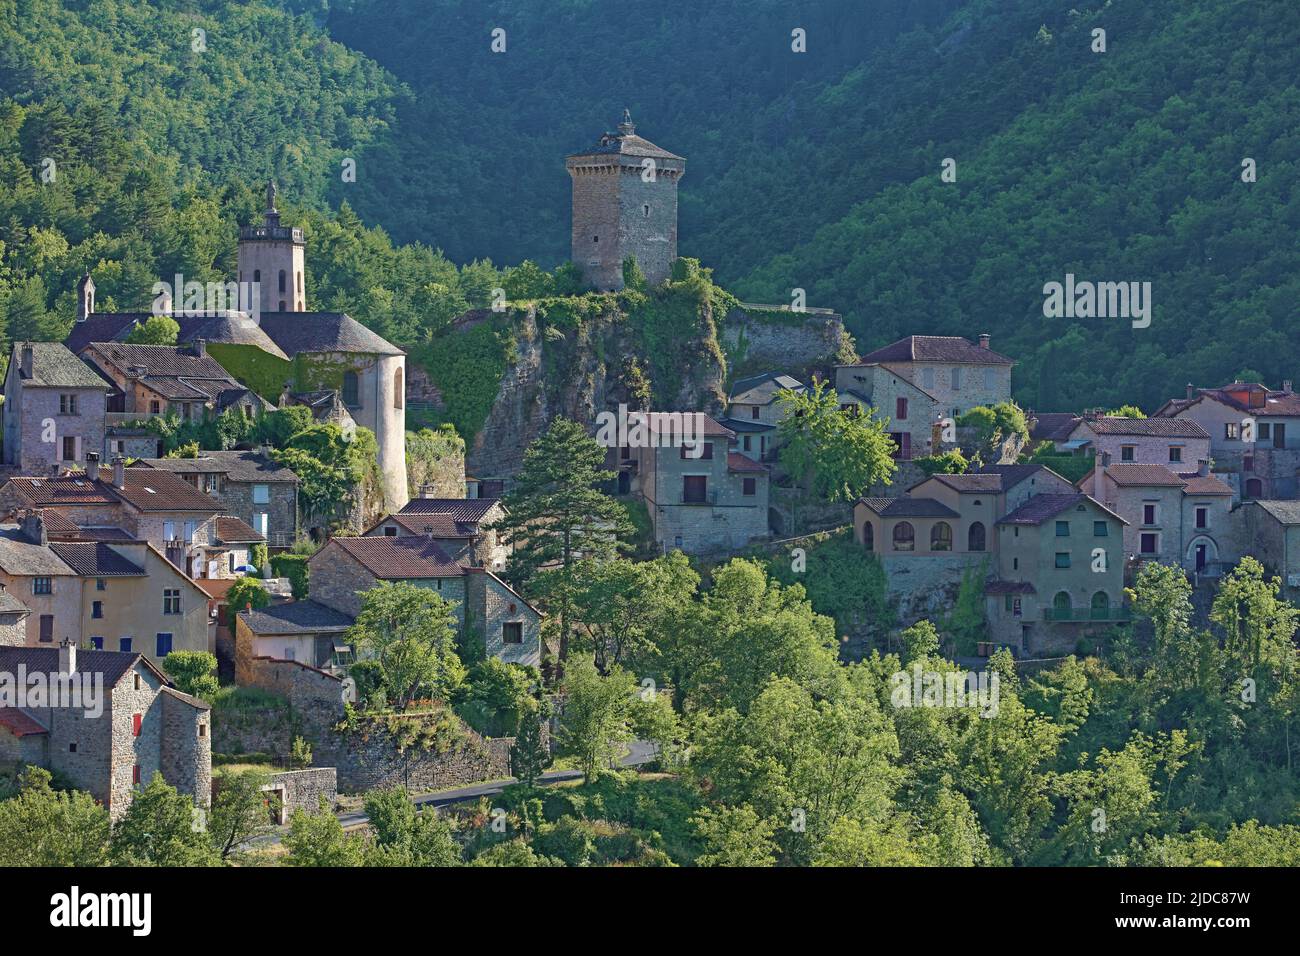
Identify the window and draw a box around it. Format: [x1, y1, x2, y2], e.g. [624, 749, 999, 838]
[951, 367, 962, 390]
[198, 723, 207, 738]
[163, 520, 176, 542]
[1093, 520, 1108, 536]
[33, 577, 52, 595]
[1053, 591, 1072, 614]
[1169, 446, 1183, 463]
[394, 367, 404, 410]
[253, 269, 261, 283]
[1259, 423, 1272, 440]
[863, 523, 874, 552]
[930, 522, 953, 551]
[1140, 532, 1159, 555]
[132, 765, 141, 786]
[69, 742, 77, 753]
[984, 368, 996, 390]
[921, 368, 935, 390]
[96, 578, 106, 591]
[156, 633, 173, 657]
[1195, 506, 1208, 529]
[252, 483, 270, 504]
[132, 713, 142, 737]
[1055, 552, 1071, 569]
[893, 522, 915, 552]
[896, 397, 908, 421]
[1091, 592, 1110, 618]
[967, 521, 985, 552]
[133, 672, 141, 690]
[39, 615, 53, 643]
[1013, 557, 1019, 571]
[183, 521, 196, 543]
[1055, 520, 1070, 537]
[1142, 503, 1158, 526]
[1120, 445, 1136, 462]
[120, 637, 132, 653]
[742, 477, 756, 496]
[62, 436, 77, 461]
[1225, 422, 1239, 440]
[90, 636, 103, 650]
[297, 272, 303, 294]
[342, 371, 359, 407]
[750, 406, 760, 420]
[682, 475, 707, 504]
[278, 269, 286, 293]
[59, 394, 77, 415]
[742, 435, 752, 451]
[163, 589, 181, 615]
[502, 622, 523, 645]
[383, 526, 398, 537]
[149, 400, 161, 415]
[92, 601, 103, 619]
[253, 512, 269, 535]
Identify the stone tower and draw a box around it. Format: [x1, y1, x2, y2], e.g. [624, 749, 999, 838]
[237, 181, 306, 315]
[566, 111, 685, 292]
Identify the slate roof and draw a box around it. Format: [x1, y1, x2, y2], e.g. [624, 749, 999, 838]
[0, 527, 79, 576]
[173, 312, 290, 360]
[397, 498, 498, 523]
[83, 342, 257, 405]
[920, 473, 1005, 493]
[727, 452, 768, 474]
[48, 542, 144, 577]
[984, 581, 1037, 595]
[66, 312, 152, 354]
[638, 412, 736, 440]
[139, 450, 299, 484]
[856, 496, 959, 518]
[728, 372, 805, 406]
[1030, 412, 1081, 443]
[376, 513, 474, 537]
[67, 526, 137, 542]
[856, 335, 1014, 367]
[322, 535, 468, 579]
[0, 646, 158, 688]
[0, 588, 30, 616]
[1076, 416, 1209, 439]
[997, 493, 1127, 526]
[716, 417, 775, 433]
[568, 126, 684, 161]
[214, 516, 265, 544]
[1250, 500, 1300, 525]
[238, 600, 354, 635]
[10, 341, 110, 389]
[1177, 474, 1234, 496]
[258, 312, 404, 356]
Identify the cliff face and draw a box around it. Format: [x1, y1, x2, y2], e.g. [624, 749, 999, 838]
[412, 278, 853, 481]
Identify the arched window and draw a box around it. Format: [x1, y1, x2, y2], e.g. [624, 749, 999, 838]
[342, 371, 359, 407]
[278, 269, 287, 293]
[1245, 478, 1263, 498]
[863, 523, 874, 552]
[930, 521, 952, 551]
[1052, 591, 1072, 620]
[892, 522, 915, 552]
[968, 521, 986, 551]
[297, 271, 303, 293]
[1090, 591, 1109, 619]
[393, 367, 404, 410]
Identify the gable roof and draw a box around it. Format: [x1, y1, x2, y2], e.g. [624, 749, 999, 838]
[239, 599, 354, 635]
[5, 469, 223, 513]
[1177, 473, 1234, 496]
[48, 542, 145, 577]
[728, 371, 805, 406]
[258, 312, 404, 357]
[397, 498, 499, 521]
[139, 450, 298, 484]
[919, 473, 1005, 493]
[855, 496, 960, 518]
[0, 526, 79, 576]
[1249, 500, 1300, 526]
[727, 452, 768, 474]
[997, 493, 1127, 526]
[972, 463, 1070, 491]
[9, 341, 110, 389]
[856, 335, 1013, 367]
[0, 646, 165, 689]
[319, 535, 468, 579]
[1030, 412, 1081, 443]
[1074, 416, 1209, 439]
[214, 516, 265, 544]
[0, 708, 48, 737]
[1099, 463, 1188, 487]
[568, 125, 683, 162]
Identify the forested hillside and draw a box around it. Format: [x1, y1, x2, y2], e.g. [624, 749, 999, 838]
[2, 0, 1298, 414]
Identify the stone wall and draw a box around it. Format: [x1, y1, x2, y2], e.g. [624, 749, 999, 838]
[160, 688, 211, 808]
[263, 766, 337, 821]
[320, 715, 510, 794]
[721, 308, 851, 382]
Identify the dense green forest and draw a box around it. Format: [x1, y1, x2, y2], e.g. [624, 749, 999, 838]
[2, 0, 1298, 414]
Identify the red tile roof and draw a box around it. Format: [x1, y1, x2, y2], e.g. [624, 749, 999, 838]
[322, 535, 468, 579]
[1077, 416, 1209, 438]
[214, 516, 264, 544]
[727, 452, 767, 474]
[0, 707, 48, 737]
[998, 493, 1127, 526]
[6, 469, 223, 513]
[1102, 463, 1188, 487]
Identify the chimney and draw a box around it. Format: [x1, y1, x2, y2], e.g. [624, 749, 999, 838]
[85, 451, 100, 483]
[111, 455, 126, 490]
[420, 483, 438, 499]
[58, 638, 76, 675]
[193, 338, 206, 358]
[1198, 458, 1210, 478]
[1092, 451, 1110, 497]
[76, 273, 95, 322]
[20, 510, 46, 546]
[20, 344, 33, 379]
[978, 333, 990, 349]
[1185, 383, 1195, 400]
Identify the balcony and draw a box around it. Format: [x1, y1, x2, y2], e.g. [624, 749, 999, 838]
[1042, 607, 1132, 623]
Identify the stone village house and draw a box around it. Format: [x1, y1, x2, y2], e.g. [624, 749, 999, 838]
[718, 371, 807, 464]
[364, 495, 509, 571]
[0, 642, 210, 820]
[2, 341, 111, 474]
[137, 450, 300, 550]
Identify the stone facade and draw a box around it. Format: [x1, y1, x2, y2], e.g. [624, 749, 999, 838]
[1068, 417, 1212, 472]
[835, 364, 942, 461]
[2, 343, 109, 474]
[260, 767, 337, 822]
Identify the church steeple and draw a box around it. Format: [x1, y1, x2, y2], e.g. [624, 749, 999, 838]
[237, 181, 306, 314]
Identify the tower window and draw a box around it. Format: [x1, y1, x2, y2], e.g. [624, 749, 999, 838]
[643, 204, 650, 217]
[278, 300, 285, 311]
[593, 235, 599, 243]
[297, 271, 302, 293]
[253, 269, 261, 283]
[278, 269, 286, 293]
[394, 367, 404, 410]
[342, 371, 359, 407]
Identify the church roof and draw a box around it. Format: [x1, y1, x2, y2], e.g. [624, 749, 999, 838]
[174, 312, 290, 360]
[258, 312, 404, 356]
